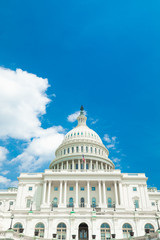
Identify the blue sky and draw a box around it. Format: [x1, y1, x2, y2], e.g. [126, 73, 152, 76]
[0, 0, 160, 188]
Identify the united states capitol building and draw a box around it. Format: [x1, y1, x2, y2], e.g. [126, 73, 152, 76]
[0, 107, 160, 240]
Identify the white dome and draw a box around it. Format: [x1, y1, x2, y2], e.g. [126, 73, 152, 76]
[63, 108, 102, 144]
[63, 125, 102, 144]
[49, 106, 114, 170]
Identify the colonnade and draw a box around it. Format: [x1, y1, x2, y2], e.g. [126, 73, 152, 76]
[42, 180, 124, 208]
[52, 159, 112, 171]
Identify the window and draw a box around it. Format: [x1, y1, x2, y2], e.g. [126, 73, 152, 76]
[76, 164, 78, 169]
[0, 202, 2, 206]
[108, 198, 112, 208]
[133, 187, 137, 191]
[107, 187, 111, 191]
[86, 164, 89, 169]
[81, 163, 84, 169]
[52, 197, 58, 207]
[99, 149, 100, 155]
[92, 187, 96, 191]
[95, 148, 97, 154]
[72, 147, 74, 153]
[122, 223, 132, 238]
[152, 202, 155, 206]
[69, 186, 74, 191]
[10, 201, 13, 205]
[54, 187, 58, 191]
[35, 223, 45, 238]
[81, 187, 85, 191]
[81, 146, 83, 152]
[134, 199, 139, 208]
[80, 197, 85, 207]
[76, 146, 79, 153]
[57, 223, 66, 240]
[64, 149, 66, 155]
[69, 197, 73, 207]
[86, 146, 88, 153]
[92, 197, 96, 207]
[13, 223, 23, 233]
[81, 132, 83, 135]
[29, 186, 32, 191]
[26, 199, 31, 208]
[101, 223, 111, 240]
[91, 147, 93, 153]
[144, 223, 155, 233]
[78, 132, 79, 135]
[68, 148, 70, 154]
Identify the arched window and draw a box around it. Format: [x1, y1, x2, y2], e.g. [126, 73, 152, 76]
[35, 223, 45, 238]
[144, 223, 155, 233]
[67, 148, 70, 154]
[122, 223, 132, 238]
[13, 223, 23, 233]
[101, 223, 111, 240]
[108, 198, 112, 208]
[69, 197, 73, 207]
[53, 197, 58, 207]
[76, 147, 79, 152]
[80, 197, 85, 207]
[92, 197, 96, 208]
[57, 223, 67, 240]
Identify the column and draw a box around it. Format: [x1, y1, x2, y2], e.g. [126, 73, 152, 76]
[59, 181, 63, 206]
[101, 162, 103, 170]
[78, 159, 80, 170]
[103, 181, 106, 206]
[47, 181, 51, 204]
[42, 181, 47, 204]
[64, 181, 67, 206]
[90, 160, 92, 170]
[61, 162, 63, 170]
[114, 181, 118, 205]
[66, 161, 69, 170]
[98, 181, 102, 206]
[96, 161, 98, 171]
[118, 181, 123, 206]
[72, 160, 74, 171]
[75, 181, 78, 207]
[87, 181, 90, 207]
[84, 160, 86, 170]
[144, 184, 150, 208]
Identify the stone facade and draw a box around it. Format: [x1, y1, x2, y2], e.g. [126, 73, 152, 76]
[0, 108, 160, 240]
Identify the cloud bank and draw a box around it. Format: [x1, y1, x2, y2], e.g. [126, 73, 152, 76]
[0, 67, 65, 177]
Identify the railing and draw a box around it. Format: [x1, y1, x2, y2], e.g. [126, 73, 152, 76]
[67, 203, 74, 208]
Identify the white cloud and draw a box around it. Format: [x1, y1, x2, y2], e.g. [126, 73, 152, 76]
[67, 111, 80, 122]
[0, 146, 8, 166]
[112, 157, 121, 163]
[67, 110, 87, 123]
[103, 134, 111, 143]
[1, 170, 9, 175]
[0, 67, 66, 176]
[0, 176, 18, 188]
[0, 67, 50, 140]
[91, 119, 99, 125]
[12, 126, 65, 172]
[104, 134, 118, 150]
[107, 144, 115, 149]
